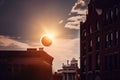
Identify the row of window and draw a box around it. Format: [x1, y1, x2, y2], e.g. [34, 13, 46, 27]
[87, 31, 118, 52]
[89, 21, 100, 33]
[81, 31, 119, 58]
[104, 7, 119, 25]
[82, 53, 120, 72]
[105, 31, 118, 48]
[82, 53, 100, 72]
[81, 6, 120, 38]
[88, 36, 100, 52]
[81, 36, 100, 56]
[104, 53, 120, 70]
[81, 22, 100, 38]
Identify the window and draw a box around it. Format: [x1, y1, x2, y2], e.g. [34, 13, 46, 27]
[96, 36, 100, 50]
[88, 73, 93, 80]
[81, 74, 86, 80]
[96, 53, 100, 70]
[106, 34, 109, 42]
[109, 55, 112, 70]
[82, 29, 86, 37]
[109, 10, 112, 23]
[104, 56, 108, 70]
[88, 54, 92, 71]
[106, 12, 109, 21]
[104, 55, 112, 70]
[89, 25, 93, 33]
[88, 40, 92, 52]
[108, 33, 112, 47]
[105, 34, 108, 48]
[111, 10, 114, 19]
[82, 58, 86, 72]
[111, 33, 113, 40]
[83, 59, 86, 66]
[113, 54, 119, 69]
[82, 46, 86, 56]
[90, 27, 92, 33]
[105, 33, 113, 48]
[96, 21, 100, 31]
[115, 7, 119, 16]
[84, 31, 87, 37]
[114, 31, 118, 46]
[90, 40, 92, 46]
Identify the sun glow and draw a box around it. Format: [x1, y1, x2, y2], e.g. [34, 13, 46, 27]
[40, 32, 56, 47]
[45, 33, 55, 40]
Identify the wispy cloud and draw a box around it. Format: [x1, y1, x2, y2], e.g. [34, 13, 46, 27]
[0, 35, 31, 50]
[65, 15, 86, 29]
[70, 0, 87, 14]
[64, 0, 88, 29]
[58, 20, 64, 24]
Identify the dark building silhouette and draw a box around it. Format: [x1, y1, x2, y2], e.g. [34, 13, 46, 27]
[52, 72, 63, 80]
[0, 48, 53, 80]
[80, 0, 120, 80]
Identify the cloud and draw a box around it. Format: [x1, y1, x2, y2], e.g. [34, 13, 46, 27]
[71, 0, 86, 14]
[0, 35, 31, 50]
[64, 0, 88, 29]
[64, 15, 86, 29]
[58, 20, 64, 24]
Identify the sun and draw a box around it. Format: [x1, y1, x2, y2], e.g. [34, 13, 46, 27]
[40, 33, 55, 46]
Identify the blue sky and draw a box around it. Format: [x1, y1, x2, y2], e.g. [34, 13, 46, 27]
[0, 0, 88, 71]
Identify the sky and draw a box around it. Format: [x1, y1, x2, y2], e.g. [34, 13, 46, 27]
[0, 0, 89, 71]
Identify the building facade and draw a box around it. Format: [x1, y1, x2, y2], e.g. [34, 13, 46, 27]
[0, 48, 53, 80]
[57, 58, 79, 80]
[80, 0, 120, 80]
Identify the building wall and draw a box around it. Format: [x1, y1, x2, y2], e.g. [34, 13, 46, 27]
[57, 58, 79, 80]
[0, 48, 53, 80]
[80, 0, 120, 80]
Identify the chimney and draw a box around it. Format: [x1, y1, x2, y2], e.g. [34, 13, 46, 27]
[67, 60, 69, 65]
[27, 48, 37, 52]
[39, 48, 44, 51]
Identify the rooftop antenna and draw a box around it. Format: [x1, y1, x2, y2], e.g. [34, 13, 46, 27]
[67, 60, 69, 65]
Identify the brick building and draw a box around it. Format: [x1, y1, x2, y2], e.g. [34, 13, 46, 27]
[80, 0, 120, 80]
[0, 48, 53, 80]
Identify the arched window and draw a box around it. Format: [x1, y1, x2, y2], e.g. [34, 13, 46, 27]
[111, 10, 114, 19]
[90, 25, 92, 33]
[97, 36, 100, 42]
[96, 21, 100, 31]
[114, 31, 119, 46]
[83, 59, 86, 66]
[90, 40, 92, 47]
[111, 33, 113, 40]
[116, 31, 118, 39]
[106, 34, 109, 42]
[96, 53, 100, 69]
[105, 34, 109, 48]
[106, 12, 109, 21]
[115, 7, 119, 16]
[96, 36, 100, 50]
[88, 54, 92, 71]
[88, 40, 92, 52]
[108, 33, 112, 47]
[82, 30, 86, 37]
